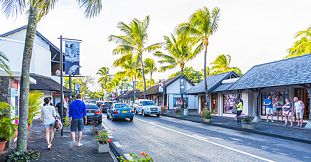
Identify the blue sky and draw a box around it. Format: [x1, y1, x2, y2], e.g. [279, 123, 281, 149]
[0, 0, 311, 89]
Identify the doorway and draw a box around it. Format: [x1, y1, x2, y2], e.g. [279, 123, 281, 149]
[211, 93, 218, 114]
[294, 88, 310, 120]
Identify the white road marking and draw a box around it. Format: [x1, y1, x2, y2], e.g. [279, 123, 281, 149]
[136, 118, 275, 162]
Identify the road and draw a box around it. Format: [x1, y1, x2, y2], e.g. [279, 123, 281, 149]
[102, 114, 311, 162]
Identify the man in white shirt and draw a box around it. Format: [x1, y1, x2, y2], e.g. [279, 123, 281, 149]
[293, 97, 305, 127]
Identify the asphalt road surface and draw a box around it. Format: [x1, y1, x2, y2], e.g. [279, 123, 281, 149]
[102, 114, 311, 162]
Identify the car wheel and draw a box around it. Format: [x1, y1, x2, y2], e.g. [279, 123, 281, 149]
[107, 115, 110, 119]
[111, 117, 115, 121]
[135, 109, 138, 114]
[142, 110, 146, 117]
[98, 120, 102, 124]
[130, 117, 133, 122]
[157, 114, 160, 117]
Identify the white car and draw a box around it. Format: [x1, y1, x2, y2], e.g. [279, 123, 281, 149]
[134, 99, 161, 117]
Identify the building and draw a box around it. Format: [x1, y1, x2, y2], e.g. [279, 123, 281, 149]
[145, 75, 197, 110]
[187, 54, 311, 127]
[0, 26, 68, 117]
[186, 72, 240, 114]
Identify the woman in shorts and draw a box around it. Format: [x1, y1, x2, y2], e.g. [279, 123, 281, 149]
[282, 98, 293, 127]
[41, 97, 57, 150]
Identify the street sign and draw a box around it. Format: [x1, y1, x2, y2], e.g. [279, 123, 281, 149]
[159, 82, 164, 93]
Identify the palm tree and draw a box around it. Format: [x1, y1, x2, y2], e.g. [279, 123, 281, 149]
[287, 26, 311, 58]
[155, 32, 201, 109]
[144, 58, 157, 87]
[108, 16, 161, 98]
[0, 0, 103, 152]
[210, 54, 242, 75]
[178, 7, 220, 111]
[97, 66, 110, 90]
[0, 51, 11, 75]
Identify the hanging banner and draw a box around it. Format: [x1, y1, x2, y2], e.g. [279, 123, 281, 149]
[65, 41, 80, 75]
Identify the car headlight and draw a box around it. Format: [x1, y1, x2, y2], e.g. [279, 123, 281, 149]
[145, 107, 150, 111]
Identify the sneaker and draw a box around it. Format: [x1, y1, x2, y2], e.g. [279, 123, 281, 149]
[77, 143, 83, 147]
[271, 120, 274, 122]
[266, 120, 269, 122]
[70, 141, 76, 148]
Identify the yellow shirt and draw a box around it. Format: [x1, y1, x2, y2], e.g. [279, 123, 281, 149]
[237, 102, 243, 111]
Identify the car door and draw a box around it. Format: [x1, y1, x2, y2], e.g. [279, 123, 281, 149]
[137, 101, 143, 113]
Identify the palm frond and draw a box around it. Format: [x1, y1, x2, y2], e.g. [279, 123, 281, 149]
[77, 0, 102, 18]
[143, 43, 162, 52]
[0, 0, 26, 17]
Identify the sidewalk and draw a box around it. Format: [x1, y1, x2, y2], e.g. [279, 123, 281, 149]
[162, 111, 311, 144]
[28, 120, 113, 162]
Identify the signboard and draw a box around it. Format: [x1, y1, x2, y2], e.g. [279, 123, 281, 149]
[180, 77, 186, 94]
[159, 82, 164, 93]
[65, 41, 80, 75]
[75, 84, 80, 94]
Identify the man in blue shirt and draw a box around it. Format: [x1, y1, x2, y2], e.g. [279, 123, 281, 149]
[264, 95, 274, 122]
[69, 94, 87, 147]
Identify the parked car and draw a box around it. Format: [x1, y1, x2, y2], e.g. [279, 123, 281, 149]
[96, 101, 105, 107]
[134, 99, 161, 117]
[107, 103, 134, 121]
[100, 101, 115, 113]
[85, 103, 102, 124]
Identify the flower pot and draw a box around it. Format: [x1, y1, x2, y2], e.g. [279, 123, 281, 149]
[242, 123, 254, 129]
[98, 142, 110, 153]
[0, 141, 7, 153]
[203, 119, 211, 123]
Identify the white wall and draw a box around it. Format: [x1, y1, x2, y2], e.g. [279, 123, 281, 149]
[0, 29, 52, 77]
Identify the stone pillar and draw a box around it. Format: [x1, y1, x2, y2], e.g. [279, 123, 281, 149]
[218, 93, 223, 116]
[305, 88, 311, 129]
[198, 95, 201, 114]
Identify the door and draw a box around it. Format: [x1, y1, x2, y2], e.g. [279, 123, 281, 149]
[211, 93, 218, 114]
[294, 88, 310, 120]
[200, 95, 206, 113]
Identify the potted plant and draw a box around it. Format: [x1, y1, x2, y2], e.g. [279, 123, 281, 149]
[240, 115, 254, 129]
[95, 130, 112, 153]
[118, 152, 154, 162]
[28, 91, 43, 132]
[0, 117, 17, 152]
[202, 109, 211, 123]
[174, 108, 182, 117]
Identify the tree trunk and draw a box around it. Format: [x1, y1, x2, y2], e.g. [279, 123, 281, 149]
[180, 66, 184, 109]
[17, 6, 38, 152]
[140, 55, 147, 99]
[150, 72, 153, 88]
[203, 44, 210, 112]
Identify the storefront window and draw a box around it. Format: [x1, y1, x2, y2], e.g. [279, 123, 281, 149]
[260, 91, 288, 116]
[173, 96, 188, 109]
[223, 94, 239, 114]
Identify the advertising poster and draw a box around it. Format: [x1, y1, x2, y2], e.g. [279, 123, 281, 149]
[65, 41, 80, 75]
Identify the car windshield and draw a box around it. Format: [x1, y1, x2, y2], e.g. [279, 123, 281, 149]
[104, 102, 113, 106]
[114, 104, 130, 109]
[142, 101, 155, 106]
[86, 105, 99, 109]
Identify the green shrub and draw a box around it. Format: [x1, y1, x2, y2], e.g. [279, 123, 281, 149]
[7, 150, 40, 162]
[202, 110, 211, 119]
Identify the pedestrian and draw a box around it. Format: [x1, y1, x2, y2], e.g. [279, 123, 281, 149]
[56, 101, 67, 120]
[69, 94, 87, 147]
[282, 98, 293, 126]
[48, 97, 54, 106]
[264, 95, 274, 122]
[236, 99, 243, 124]
[274, 96, 284, 121]
[293, 97, 305, 127]
[40, 97, 56, 150]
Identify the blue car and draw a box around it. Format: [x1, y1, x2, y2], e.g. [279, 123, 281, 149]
[85, 103, 102, 124]
[107, 103, 134, 121]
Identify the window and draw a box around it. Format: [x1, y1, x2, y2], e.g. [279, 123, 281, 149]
[223, 93, 239, 114]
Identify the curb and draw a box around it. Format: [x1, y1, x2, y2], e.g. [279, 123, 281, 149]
[162, 114, 311, 144]
[100, 123, 132, 161]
